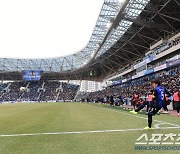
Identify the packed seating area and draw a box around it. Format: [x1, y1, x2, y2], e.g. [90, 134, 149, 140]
[39, 81, 60, 101]
[86, 66, 180, 105]
[0, 81, 79, 102]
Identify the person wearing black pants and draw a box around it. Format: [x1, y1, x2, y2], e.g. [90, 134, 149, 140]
[130, 91, 153, 115]
[147, 106, 161, 128]
[130, 100, 149, 115]
[144, 80, 171, 129]
[135, 101, 149, 113]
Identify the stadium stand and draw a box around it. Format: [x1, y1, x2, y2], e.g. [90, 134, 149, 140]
[86, 66, 180, 107]
[0, 81, 79, 102]
[78, 32, 180, 113]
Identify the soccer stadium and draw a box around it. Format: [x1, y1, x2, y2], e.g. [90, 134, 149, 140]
[0, 0, 180, 153]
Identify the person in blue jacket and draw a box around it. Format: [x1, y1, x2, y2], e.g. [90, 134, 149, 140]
[144, 80, 171, 129]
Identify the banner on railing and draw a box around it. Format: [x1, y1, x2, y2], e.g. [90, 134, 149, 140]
[167, 59, 180, 68]
[154, 64, 167, 72]
[144, 68, 154, 75]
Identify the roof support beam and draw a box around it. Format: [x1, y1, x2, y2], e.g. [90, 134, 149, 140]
[129, 42, 149, 50]
[121, 48, 142, 58]
[114, 53, 132, 63]
[99, 61, 116, 73]
[107, 57, 122, 68]
[174, 0, 180, 6]
[124, 17, 166, 29]
[137, 33, 156, 41]
[158, 13, 180, 22]
[158, 14, 177, 31]
[128, 43, 144, 57]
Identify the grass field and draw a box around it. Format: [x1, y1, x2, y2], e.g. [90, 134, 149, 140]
[0, 102, 179, 154]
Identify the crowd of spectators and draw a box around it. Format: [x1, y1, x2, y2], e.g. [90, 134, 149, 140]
[0, 82, 27, 101]
[39, 81, 60, 101]
[85, 66, 180, 105]
[0, 81, 79, 102]
[21, 81, 43, 101]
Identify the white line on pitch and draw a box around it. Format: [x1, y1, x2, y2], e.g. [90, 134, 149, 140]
[0, 127, 180, 137]
[87, 103, 180, 127]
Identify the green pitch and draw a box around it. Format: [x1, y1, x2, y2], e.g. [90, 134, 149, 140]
[0, 102, 179, 154]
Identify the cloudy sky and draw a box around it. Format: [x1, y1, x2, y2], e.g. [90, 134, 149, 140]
[0, 0, 103, 58]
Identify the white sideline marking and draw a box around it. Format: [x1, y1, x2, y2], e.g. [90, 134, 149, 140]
[154, 123, 165, 129]
[87, 103, 180, 127]
[0, 127, 180, 137]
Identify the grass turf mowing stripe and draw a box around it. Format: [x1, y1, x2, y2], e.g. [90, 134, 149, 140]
[86, 103, 180, 127]
[0, 127, 179, 137]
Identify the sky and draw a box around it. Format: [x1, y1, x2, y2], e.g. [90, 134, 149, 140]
[0, 0, 103, 59]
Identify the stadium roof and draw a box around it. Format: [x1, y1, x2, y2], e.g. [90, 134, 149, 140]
[0, 0, 180, 81]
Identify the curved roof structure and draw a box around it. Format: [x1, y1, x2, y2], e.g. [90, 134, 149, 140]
[0, 0, 123, 72]
[0, 0, 179, 81]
